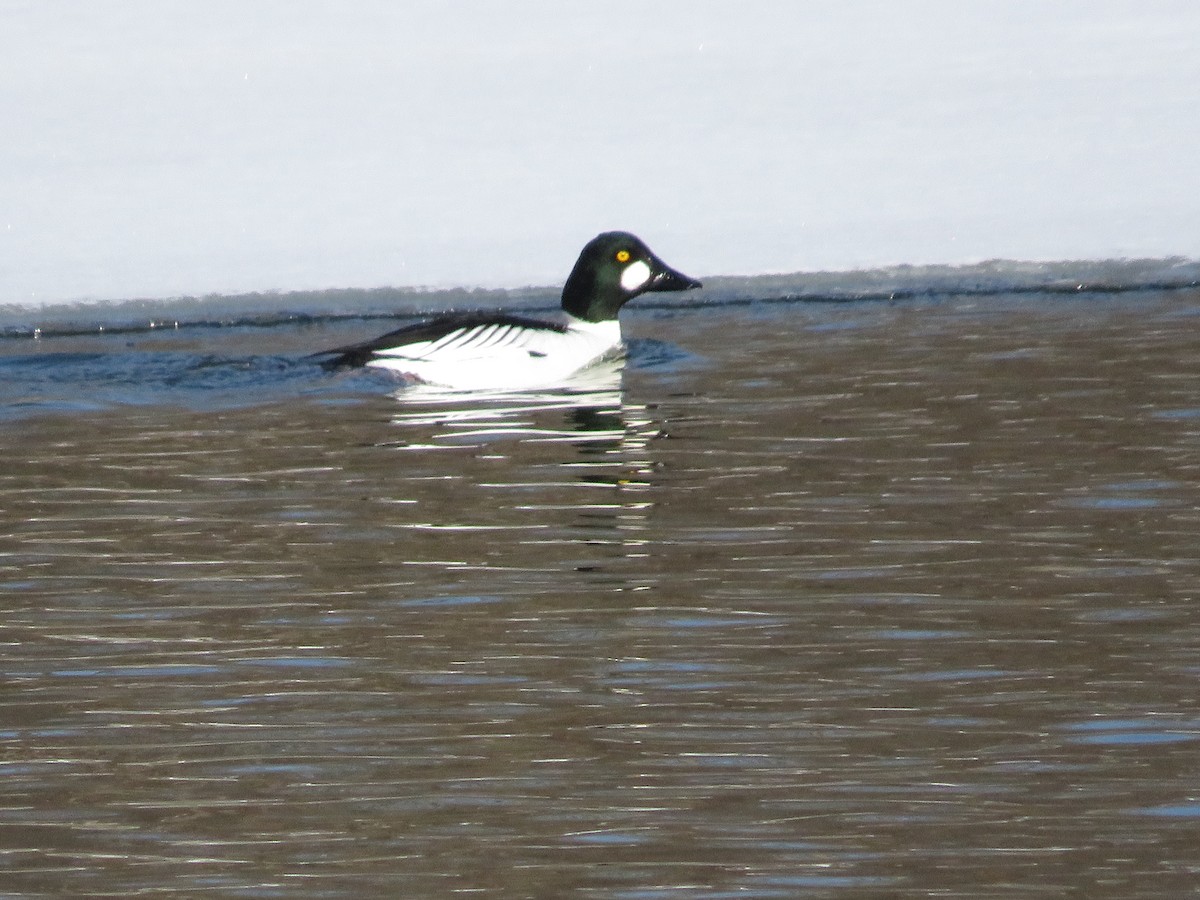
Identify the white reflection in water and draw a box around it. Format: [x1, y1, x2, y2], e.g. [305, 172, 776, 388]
[389, 357, 645, 448]
[383, 356, 658, 562]
[391, 357, 626, 429]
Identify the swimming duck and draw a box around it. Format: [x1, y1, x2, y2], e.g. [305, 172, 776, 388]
[317, 231, 700, 389]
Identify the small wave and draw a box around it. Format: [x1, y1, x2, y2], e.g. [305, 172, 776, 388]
[0, 349, 350, 418]
[0, 330, 688, 419]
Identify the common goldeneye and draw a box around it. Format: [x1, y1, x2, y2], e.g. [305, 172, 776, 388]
[317, 231, 700, 389]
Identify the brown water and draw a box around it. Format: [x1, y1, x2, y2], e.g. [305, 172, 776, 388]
[2, 291, 1199, 897]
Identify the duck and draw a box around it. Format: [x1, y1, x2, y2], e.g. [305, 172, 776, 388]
[316, 231, 700, 390]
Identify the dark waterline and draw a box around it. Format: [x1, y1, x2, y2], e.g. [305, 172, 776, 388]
[1, 288, 1199, 896]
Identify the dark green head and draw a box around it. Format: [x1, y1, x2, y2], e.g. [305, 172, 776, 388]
[561, 231, 701, 323]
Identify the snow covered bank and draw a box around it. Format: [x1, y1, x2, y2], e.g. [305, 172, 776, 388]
[3, 1, 1198, 306]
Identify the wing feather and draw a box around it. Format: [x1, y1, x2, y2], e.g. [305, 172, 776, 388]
[314, 313, 568, 369]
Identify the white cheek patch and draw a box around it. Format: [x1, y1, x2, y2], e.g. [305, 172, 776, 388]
[619, 259, 652, 292]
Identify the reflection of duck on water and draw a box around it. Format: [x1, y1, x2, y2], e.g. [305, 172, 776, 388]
[388, 355, 653, 469]
[385, 358, 660, 569]
[389, 356, 630, 446]
[315, 232, 700, 390]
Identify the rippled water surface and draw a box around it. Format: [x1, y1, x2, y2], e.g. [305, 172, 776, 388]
[3, 289, 1200, 897]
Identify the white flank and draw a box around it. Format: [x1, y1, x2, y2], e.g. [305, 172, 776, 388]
[366, 317, 623, 390]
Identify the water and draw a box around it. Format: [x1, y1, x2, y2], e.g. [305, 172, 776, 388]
[2, 273, 1200, 897]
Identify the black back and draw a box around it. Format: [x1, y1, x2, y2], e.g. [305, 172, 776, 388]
[315, 312, 568, 369]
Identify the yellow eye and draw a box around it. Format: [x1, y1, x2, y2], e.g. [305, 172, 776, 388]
[615, 250, 631, 263]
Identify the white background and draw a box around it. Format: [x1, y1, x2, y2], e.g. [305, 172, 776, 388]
[3, 1, 1198, 305]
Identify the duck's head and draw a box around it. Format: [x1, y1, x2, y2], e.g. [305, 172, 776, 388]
[561, 231, 701, 323]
